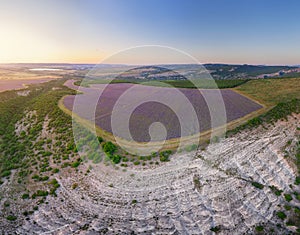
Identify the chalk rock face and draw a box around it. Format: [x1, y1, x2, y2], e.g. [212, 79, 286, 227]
[7, 115, 300, 234]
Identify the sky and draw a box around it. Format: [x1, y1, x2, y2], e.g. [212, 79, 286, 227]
[0, 0, 299, 65]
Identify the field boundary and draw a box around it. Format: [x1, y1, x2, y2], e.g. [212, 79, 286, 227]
[58, 81, 266, 151]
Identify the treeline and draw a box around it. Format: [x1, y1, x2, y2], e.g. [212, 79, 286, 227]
[74, 78, 250, 89]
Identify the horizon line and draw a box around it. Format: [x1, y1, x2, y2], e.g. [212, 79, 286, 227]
[0, 62, 298, 67]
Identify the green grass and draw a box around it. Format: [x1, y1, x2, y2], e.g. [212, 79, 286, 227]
[235, 77, 300, 107]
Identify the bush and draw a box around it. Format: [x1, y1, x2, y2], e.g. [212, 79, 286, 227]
[49, 178, 60, 196]
[159, 150, 172, 162]
[22, 193, 30, 199]
[255, 225, 264, 232]
[36, 190, 48, 197]
[251, 181, 264, 189]
[111, 155, 121, 164]
[185, 144, 198, 152]
[210, 226, 221, 232]
[1, 170, 11, 177]
[72, 183, 78, 189]
[132, 199, 137, 204]
[39, 176, 49, 181]
[295, 176, 300, 185]
[71, 161, 80, 168]
[269, 185, 282, 196]
[276, 211, 287, 220]
[23, 211, 29, 216]
[286, 220, 295, 226]
[97, 136, 104, 143]
[6, 215, 17, 221]
[284, 194, 293, 202]
[102, 142, 117, 155]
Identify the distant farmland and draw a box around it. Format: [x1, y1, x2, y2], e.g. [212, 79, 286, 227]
[64, 82, 262, 142]
[0, 78, 55, 92]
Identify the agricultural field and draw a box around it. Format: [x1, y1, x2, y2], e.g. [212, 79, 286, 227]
[0, 78, 55, 92]
[63, 81, 262, 142]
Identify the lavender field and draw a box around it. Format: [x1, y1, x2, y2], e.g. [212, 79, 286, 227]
[64, 81, 262, 142]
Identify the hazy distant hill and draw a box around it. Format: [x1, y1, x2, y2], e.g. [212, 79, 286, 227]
[0, 63, 297, 81]
[113, 64, 296, 81]
[204, 64, 294, 80]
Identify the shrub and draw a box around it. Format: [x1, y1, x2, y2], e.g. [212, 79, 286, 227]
[4, 202, 10, 207]
[269, 185, 282, 196]
[159, 150, 172, 162]
[72, 183, 78, 189]
[22, 193, 30, 199]
[286, 220, 295, 226]
[185, 144, 198, 152]
[1, 170, 11, 177]
[97, 136, 104, 143]
[251, 181, 264, 189]
[6, 215, 17, 221]
[284, 194, 293, 202]
[39, 176, 49, 181]
[111, 155, 121, 164]
[102, 142, 117, 155]
[23, 211, 29, 216]
[132, 199, 137, 204]
[36, 190, 48, 197]
[71, 161, 80, 168]
[276, 211, 287, 220]
[48, 178, 60, 196]
[295, 176, 300, 185]
[255, 225, 264, 232]
[210, 226, 221, 232]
